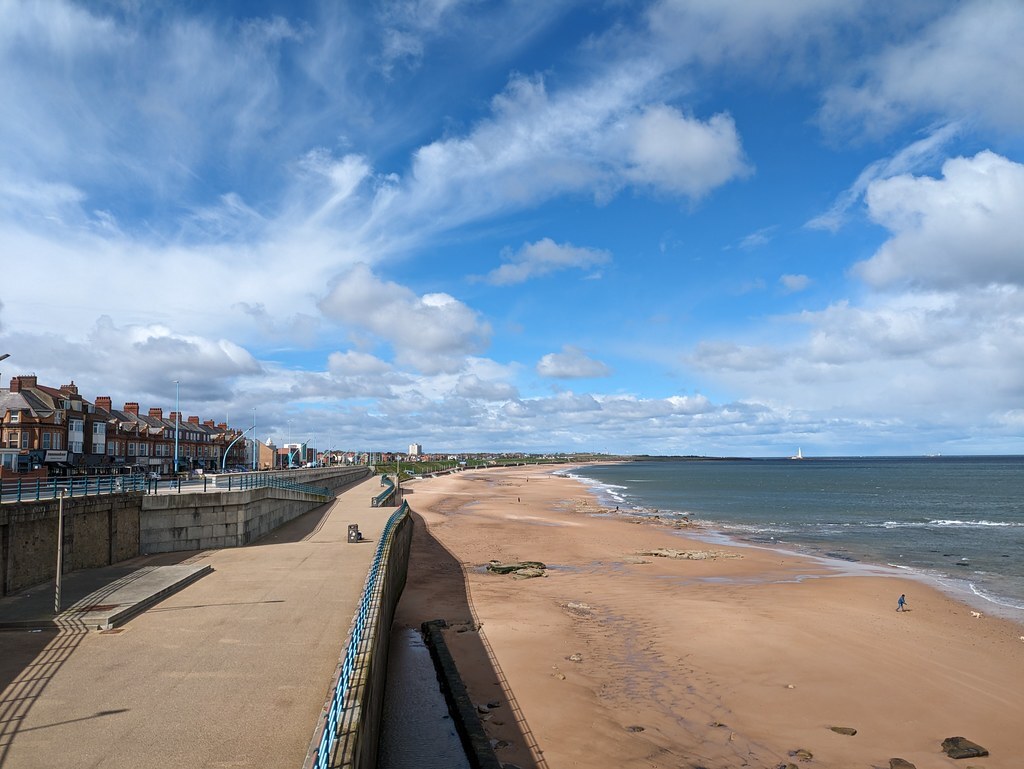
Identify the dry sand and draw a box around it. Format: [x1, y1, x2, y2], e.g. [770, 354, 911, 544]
[392, 465, 1024, 769]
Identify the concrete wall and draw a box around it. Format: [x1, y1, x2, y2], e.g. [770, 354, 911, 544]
[311, 506, 413, 769]
[140, 466, 371, 554]
[0, 466, 372, 594]
[0, 495, 143, 597]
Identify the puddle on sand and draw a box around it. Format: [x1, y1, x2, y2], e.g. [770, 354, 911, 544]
[377, 627, 471, 769]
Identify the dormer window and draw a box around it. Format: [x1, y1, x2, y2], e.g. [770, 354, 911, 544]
[9, 411, 18, 423]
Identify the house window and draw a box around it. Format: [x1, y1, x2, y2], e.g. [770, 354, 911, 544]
[21, 432, 29, 449]
[108, 443, 115, 456]
[128, 442, 137, 456]
[9, 411, 19, 423]
[42, 433, 51, 449]
[138, 444, 148, 457]
[6, 432, 17, 448]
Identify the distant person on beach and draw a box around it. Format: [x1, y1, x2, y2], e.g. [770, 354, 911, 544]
[897, 594, 907, 612]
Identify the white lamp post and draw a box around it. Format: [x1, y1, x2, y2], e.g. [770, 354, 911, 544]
[251, 408, 257, 471]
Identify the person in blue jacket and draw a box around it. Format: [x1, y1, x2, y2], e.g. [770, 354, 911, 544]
[896, 594, 907, 612]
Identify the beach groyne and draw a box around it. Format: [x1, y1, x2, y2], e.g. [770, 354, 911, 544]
[306, 501, 413, 769]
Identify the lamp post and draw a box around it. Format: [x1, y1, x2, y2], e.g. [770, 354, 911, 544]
[54, 488, 67, 613]
[251, 408, 257, 471]
[222, 425, 255, 473]
[173, 380, 180, 475]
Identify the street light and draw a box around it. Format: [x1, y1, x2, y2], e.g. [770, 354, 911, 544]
[251, 408, 257, 471]
[55, 488, 67, 613]
[222, 425, 255, 473]
[173, 380, 180, 475]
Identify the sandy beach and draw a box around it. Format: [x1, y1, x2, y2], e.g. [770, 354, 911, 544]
[392, 465, 1024, 769]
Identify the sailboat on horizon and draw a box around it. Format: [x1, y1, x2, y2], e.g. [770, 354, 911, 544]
[790, 447, 805, 460]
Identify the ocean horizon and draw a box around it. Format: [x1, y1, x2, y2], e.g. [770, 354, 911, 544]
[565, 456, 1024, 623]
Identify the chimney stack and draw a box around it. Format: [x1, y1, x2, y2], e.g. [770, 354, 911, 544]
[124, 402, 140, 416]
[9, 375, 38, 392]
[95, 396, 112, 411]
[149, 407, 164, 419]
[187, 416, 200, 425]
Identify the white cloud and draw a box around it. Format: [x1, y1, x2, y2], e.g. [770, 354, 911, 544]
[806, 121, 962, 232]
[327, 350, 392, 376]
[738, 226, 777, 249]
[454, 374, 518, 401]
[779, 274, 811, 293]
[855, 151, 1024, 288]
[820, 0, 1024, 136]
[689, 285, 1024, 431]
[319, 264, 491, 374]
[484, 238, 611, 285]
[383, 71, 751, 239]
[536, 346, 612, 379]
[613, 105, 751, 197]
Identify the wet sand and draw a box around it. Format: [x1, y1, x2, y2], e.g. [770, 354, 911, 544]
[392, 465, 1024, 769]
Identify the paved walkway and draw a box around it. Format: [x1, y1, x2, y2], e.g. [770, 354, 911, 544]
[0, 476, 398, 769]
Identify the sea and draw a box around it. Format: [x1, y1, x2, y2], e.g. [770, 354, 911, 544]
[565, 456, 1024, 623]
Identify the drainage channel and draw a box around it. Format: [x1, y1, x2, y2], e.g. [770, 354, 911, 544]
[377, 626, 471, 769]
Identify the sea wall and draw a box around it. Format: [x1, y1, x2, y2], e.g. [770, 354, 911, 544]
[306, 504, 413, 769]
[0, 494, 142, 596]
[141, 466, 370, 553]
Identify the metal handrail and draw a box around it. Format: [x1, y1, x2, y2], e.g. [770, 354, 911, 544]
[225, 473, 331, 497]
[311, 501, 410, 769]
[0, 473, 147, 503]
[370, 476, 396, 507]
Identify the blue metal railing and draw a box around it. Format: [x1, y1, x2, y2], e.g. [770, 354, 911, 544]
[370, 475, 396, 507]
[312, 501, 410, 769]
[0, 473, 147, 503]
[223, 473, 331, 498]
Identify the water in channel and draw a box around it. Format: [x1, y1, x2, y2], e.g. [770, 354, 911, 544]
[377, 626, 471, 769]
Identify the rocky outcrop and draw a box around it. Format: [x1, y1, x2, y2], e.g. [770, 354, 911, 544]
[634, 548, 740, 560]
[889, 759, 916, 769]
[941, 736, 989, 759]
[486, 560, 546, 574]
[829, 726, 857, 736]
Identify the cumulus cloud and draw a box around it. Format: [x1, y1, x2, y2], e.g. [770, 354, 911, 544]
[613, 105, 751, 197]
[454, 374, 518, 401]
[536, 346, 612, 379]
[386, 72, 751, 237]
[855, 151, 1024, 288]
[327, 350, 392, 376]
[319, 264, 491, 374]
[820, 0, 1024, 135]
[483, 238, 611, 285]
[806, 122, 961, 232]
[690, 285, 1024, 433]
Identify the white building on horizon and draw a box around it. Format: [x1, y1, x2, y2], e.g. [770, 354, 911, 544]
[409, 443, 422, 457]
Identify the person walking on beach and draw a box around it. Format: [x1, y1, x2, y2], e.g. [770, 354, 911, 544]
[897, 594, 907, 612]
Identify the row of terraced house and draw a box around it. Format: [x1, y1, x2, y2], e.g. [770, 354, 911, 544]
[0, 375, 268, 479]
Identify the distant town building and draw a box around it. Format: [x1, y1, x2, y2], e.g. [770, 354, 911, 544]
[409, 443, 422, 457]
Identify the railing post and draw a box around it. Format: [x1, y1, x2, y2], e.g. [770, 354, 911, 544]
[18, 478, 23, 503]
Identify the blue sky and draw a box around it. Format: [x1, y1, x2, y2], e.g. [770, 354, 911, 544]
[2, 0, 1024, 456]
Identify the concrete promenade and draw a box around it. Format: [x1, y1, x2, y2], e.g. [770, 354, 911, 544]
[0, 475, 398, 769]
